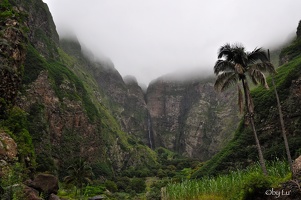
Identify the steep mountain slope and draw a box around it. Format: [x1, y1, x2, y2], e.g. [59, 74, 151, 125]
[1, 0, 158, 180]
[192, 21, 301, 177]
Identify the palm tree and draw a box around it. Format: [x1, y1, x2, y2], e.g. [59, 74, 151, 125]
[64, 158, 94, 198]
[268, 49, 294, 178]
[214, 43, 275, 176]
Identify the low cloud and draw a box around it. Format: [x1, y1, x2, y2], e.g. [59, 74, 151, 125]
[43, 0, 301, 85]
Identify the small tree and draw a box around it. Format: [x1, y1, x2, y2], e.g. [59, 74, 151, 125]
[64, 158, 94, 198]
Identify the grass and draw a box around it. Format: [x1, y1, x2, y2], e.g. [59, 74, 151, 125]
[164, 160, 290, 200]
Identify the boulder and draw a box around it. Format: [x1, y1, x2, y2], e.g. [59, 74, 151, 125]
[0, 131, 18, 161]
[292, 155, 301, 178]
[49, 193, 61, 200]
[24, 185, 42, 200]
[26, 173, 59, 195]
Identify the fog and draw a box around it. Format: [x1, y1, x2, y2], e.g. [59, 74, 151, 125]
[43, 0, 301, 85]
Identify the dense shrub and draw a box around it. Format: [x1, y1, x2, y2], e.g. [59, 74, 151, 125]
[241, 173, 272, 200]
[105, 180, 117, 193]
[130, 178, 146, 193]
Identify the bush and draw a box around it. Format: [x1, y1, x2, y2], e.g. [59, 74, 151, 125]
[0, 107, 36, 168]
[115, 177, 130, 192]
[105, 180, 117, 193]
[83, 185, 105, 197]
[241, 172, 272, 200]
[130, 178, 146, 193]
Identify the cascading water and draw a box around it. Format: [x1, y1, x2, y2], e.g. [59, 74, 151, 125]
[147, 114, 153, 149]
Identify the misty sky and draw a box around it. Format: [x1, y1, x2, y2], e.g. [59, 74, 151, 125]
[43, 0, 301, 85]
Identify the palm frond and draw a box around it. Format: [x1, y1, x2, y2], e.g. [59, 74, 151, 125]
[249, 62, 276, 74]
[220, 73, 239, 92]
[250, 69, 269, 89]
[214, 72, 236, 91]
[249, 70, 259, 85]
[218, 43, 232, 59]
[213, 59, 235, 75]
[247, 47, 269, 64]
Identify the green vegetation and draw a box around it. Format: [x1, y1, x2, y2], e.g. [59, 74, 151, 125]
[165, 160, 290, 200]
[0, 106, 36, 199]
[23, 44, 100, 121]
[0, 163, 27, 200]
[279, 37, 301, 62]
[64, 159, 94, 198]
[252, 55, 301, 116]
[0, 107, 35, 165]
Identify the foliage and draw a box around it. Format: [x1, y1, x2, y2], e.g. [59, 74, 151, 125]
[104, 180, 118, 193]
[252, 55, 301, 116]
[91, 161, 114, 179]
[0, 163, 26, 200]
[0, 107, 36, 168]
[130, 178, 146, 193]
[279, 37, 301, 62]
[241, 172, 272, 200]
[22, 45, 46, 85]
[83, 185, 105, 197]
[165, 160, 290, 200]
[64, 159, 94, 196]
[0, 0, 13, 20]
[146, 179, 169, 200]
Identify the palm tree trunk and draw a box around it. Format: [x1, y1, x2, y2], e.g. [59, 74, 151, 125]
[268, 49, 294, 178]
[271, 76, 294, 177]
[241, 79, 268, 176]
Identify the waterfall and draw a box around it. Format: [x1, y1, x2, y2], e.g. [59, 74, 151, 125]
[147, 114, 153, 149]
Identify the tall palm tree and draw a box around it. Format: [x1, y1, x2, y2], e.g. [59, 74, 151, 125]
[268, 49, 294, 178]
[214, 43, 275, 176]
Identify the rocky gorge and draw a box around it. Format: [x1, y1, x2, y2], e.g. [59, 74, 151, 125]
[1, 0, 301, 199]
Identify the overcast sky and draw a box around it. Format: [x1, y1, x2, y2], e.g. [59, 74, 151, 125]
[43, 0, 301, 85]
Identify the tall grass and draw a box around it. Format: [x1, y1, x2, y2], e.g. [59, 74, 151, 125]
[164, 160, 290, 200]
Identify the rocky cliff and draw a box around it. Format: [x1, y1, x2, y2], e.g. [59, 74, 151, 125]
[146, 76, 240, 160]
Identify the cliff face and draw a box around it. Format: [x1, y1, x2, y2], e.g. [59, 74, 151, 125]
[0, 0, 158, 178]
[146, 77, 240, 160]
[0, 2, 27, 112]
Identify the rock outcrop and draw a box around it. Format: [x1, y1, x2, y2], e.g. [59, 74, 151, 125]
[0, 131, 18, 162]
[0, 3, 27, 112]
[25, 173, 59, 196]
